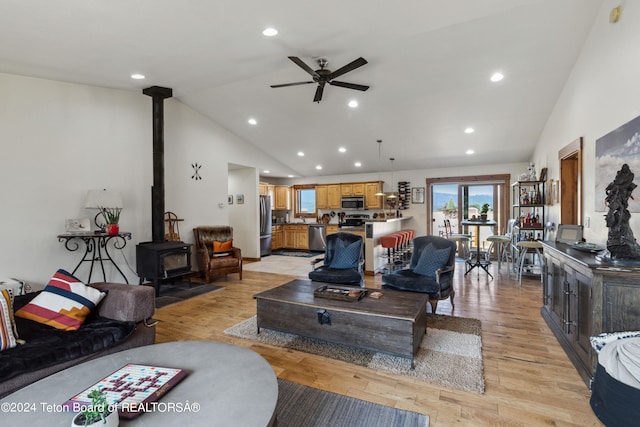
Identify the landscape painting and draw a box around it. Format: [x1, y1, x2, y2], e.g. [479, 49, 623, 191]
[595, 114, 640, 212]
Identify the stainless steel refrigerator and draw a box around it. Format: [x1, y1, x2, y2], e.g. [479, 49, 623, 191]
[259, 195, 272, 256]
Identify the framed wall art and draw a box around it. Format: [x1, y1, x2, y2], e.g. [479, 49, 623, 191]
[595, 114, 640, 212]
[411, 187, 425, 204]
[228, 195, 233, 205]
[236, 194, 244, 204]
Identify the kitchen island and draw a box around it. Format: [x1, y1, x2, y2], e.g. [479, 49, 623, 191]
[363, 216, 414, 274]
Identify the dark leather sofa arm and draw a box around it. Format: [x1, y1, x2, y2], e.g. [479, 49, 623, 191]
[90, 282, 155, 323]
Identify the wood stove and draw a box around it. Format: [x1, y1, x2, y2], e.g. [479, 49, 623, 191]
[137, 86, 192, 295]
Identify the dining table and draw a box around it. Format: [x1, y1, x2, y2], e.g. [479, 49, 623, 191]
[461, 219, 497, 279]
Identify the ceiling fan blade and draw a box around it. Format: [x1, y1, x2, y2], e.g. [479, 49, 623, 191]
[270, 81, 314, 88]
[288, 56, 320, 79]
[313, 85, 324, 103]
[328, 57, 368, 80]
[329, 81, 370, 91]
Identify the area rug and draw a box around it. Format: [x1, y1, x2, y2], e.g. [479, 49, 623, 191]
[155, 282, 224, 308]
[272, 250, 323, 258]
[277, 379, 429, 427]
[225, 313, 484, 394]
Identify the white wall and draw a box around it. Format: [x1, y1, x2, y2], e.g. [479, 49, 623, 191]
[0, 73, 280, 285]
[228, 167, 260, 258]
[532, 0, 640, 244]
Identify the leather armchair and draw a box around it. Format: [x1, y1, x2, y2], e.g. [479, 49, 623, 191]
[193, 226, 242, 283]
[382, 235, 456, 313]
[309, 232, 364, 286]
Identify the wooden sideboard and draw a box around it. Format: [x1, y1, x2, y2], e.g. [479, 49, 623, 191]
[540, 241, 640, 386]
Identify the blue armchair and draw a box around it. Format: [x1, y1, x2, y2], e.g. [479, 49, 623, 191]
[381, 235, 456, 313]
[309, 232, 364, 286]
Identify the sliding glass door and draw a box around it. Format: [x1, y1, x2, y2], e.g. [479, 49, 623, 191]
[427, 174, 510, 252]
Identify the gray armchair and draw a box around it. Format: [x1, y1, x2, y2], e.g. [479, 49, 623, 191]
[309, 232, 364, 286]
[382, 235, 456, 313]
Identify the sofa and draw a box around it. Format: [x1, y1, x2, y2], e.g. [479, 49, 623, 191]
[0, 282, 156, 398]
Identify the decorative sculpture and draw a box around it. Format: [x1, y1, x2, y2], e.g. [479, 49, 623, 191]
[604, 164, 640, 260]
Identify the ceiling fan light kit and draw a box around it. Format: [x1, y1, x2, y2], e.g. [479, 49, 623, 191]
[271, 56, 369, 103]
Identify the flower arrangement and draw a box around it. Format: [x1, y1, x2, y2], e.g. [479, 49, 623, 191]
[98, 206, 122, 225]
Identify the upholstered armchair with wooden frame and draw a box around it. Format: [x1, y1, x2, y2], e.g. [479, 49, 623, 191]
[193, 226, 242, 283]
[309, 232, 364, 286]
[381, 235, 456, 313]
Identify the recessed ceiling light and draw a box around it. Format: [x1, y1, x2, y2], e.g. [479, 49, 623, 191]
[338, 147, 346, 153]
[490, 72, 504, 82]
[248, 118, 257, 125]
[263, 170, 270, 174]
[354, 162, 362, 167]
[348, 100, 358, 108]
[466, 149, 475, 155]
[288, 174, 294, 178]
[315, 165, 323, 170]
[131, 73, 145, 80]
[262, 27, 278, 37]
[297, 151, 305, 157]
[464, 127, 475, 134]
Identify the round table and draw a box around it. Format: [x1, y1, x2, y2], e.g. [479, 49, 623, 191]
[0, 341, 278, 427]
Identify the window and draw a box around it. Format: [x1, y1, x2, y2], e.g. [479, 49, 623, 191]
[294, 185, 316, 218]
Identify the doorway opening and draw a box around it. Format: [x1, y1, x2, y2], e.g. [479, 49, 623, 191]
[559, 137, 583, 225]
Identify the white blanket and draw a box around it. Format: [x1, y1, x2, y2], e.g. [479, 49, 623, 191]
[598, 337, 640, 389]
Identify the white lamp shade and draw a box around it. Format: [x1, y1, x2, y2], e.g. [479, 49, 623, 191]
[85, 189, 123, 209]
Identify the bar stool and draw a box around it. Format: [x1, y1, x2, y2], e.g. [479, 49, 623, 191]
[380, 234, 400, 273]
[515, 240, 543, 284]
[486, 235, 512, 271]
[447, 234, 471, 260]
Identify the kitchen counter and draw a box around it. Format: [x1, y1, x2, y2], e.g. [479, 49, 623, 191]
[364, 216, 412, 223]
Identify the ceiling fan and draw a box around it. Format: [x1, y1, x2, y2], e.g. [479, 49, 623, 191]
[271, 56, 369, 103]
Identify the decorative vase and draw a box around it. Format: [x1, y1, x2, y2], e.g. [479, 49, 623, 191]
[106, 223, 119, 235]
[71, 411, 119, 427]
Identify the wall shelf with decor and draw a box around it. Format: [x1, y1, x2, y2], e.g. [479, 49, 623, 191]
[397, 181, 410, 210]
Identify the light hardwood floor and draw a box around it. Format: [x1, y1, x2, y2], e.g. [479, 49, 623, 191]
[154, 257, 603, 426]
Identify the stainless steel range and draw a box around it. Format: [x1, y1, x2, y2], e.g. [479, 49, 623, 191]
[340, 214, 370, 228]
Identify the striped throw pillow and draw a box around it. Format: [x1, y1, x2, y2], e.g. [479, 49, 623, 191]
[0, 289, 18, 350]
[15, 269, 106, 331]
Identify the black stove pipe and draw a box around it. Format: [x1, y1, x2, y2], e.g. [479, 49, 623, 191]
[142, 86, 172, 243]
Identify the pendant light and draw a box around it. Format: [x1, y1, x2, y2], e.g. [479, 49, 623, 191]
[387, 157, 397, 199]
[374, 139, 386, 196]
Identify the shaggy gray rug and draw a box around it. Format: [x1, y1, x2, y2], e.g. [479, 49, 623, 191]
[225, 313, 484, 394]
[276, 379, 429, 427]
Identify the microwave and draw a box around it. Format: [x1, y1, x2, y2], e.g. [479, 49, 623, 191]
[341, 196, 365, 210]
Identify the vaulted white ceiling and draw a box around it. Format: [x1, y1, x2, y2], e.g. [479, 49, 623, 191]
[0, 0, 603, 177]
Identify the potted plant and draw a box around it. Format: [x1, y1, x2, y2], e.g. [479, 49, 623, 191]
[98, 206, 122, 235]
[480, 203, 490, 221]
[71, 389, 118, 427]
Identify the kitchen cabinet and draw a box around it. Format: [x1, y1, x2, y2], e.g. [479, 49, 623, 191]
[541, 241, 640, 386]
[316, 185, 328, 209]
[341, 182, 365, 196]
[365, 181, 383, 209]
[259, 182, 268, 195]
[274, 185, 291, 210]
[327, 184, 341, 209]
[283, 224, 308, 250]
[326, 225, 339, 235]
[271, 225, 283, 251]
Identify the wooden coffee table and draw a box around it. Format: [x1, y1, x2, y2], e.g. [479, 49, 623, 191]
[254, 279, 429, 368]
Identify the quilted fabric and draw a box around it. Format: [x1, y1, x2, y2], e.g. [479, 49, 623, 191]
[0, 304, 135, 383]
[0, 289, 18, 351]
[15, 269, 106, 331]
[329, 238, 361, 269]
[412, 243, 451, 278]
